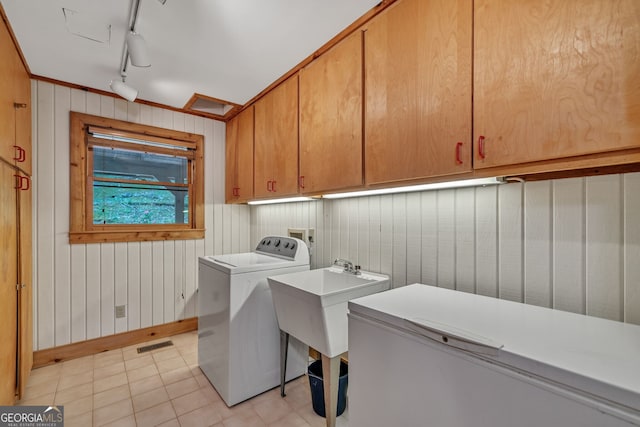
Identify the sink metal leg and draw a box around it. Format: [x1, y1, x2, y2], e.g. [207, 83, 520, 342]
[279, 330, 289, 397]
[321, 354, 340, 427]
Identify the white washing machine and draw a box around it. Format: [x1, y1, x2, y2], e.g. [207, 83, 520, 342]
[198, 236, 309, 406]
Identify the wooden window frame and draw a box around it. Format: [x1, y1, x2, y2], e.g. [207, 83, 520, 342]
[69, 112, 205, 244]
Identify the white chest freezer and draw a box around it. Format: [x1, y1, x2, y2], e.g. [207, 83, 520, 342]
[348, 284, 640, 427]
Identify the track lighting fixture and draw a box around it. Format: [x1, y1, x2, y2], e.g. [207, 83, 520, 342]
[110, 0, 152, 101]
[110, 78, 138, 102]
[126, 31, 151, 67]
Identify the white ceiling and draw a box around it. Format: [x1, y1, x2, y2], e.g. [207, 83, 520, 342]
[1, 0, 379, 109]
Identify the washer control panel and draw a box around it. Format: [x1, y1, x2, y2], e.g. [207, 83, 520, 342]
[255, 236, 300, 259]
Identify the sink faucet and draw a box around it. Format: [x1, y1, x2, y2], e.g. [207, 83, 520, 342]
[334, 258, 353, 271]
[333, 258, 361, 275]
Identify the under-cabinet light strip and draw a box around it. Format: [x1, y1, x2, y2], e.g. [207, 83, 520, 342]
[322, 177, 506, 199]
[247, 196, 317, 205]
[247, 178, 506, 205]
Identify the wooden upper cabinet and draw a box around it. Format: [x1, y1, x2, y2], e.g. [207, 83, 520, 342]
[225, 106, 254, 203]
[0, 19, 30, 176]
[13, 54, 31, 176]
[0, 19, 16, 167]
[254, 75, 299, 198]
[474, 0, 640, 170]
[299, 30, 363, 195]
[363, 0, 472, 186]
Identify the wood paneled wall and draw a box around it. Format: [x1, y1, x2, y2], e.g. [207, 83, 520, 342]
[31, 81, 251, 351]
[251, 174, 640, 325]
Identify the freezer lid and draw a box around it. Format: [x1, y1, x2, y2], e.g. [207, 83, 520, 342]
[348, 284, 640, 412]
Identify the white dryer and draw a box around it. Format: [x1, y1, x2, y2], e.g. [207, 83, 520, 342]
[198, 236, 309, 406]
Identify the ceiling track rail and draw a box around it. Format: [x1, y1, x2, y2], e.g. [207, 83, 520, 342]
[119, 0, 142, 77]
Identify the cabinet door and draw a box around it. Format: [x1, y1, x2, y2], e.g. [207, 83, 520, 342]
[1, 19, 30, 175]
[254, 75, 299, 198]
[364, 0, 472, 185]
[0, 163, 18, 404]
[13, 55, 31, 176]
[226, 106, 254, 203]
[299, 31, 363, 194]
[16, 171, 32, 399]
[474, 0, 640, 169]
[0, 20, 16, 166]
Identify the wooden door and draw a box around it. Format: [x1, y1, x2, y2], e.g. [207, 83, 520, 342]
[0, 162, 18, 404]
[226, 106, 254, 203]
[474, 0, 640, 169]
[16, 171, 32, 399]
[299, 30, 363, 195]
[254, 75, 299, 198]
[364, 0, 472, 185]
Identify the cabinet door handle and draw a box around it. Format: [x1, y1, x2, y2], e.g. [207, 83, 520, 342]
[299, 176, 305, 189]
[233, 187, 239, 197]
[267, 181, 272, 192]
[13, 145, 26, 163]
[455, 142, 463, 165]
[272, 181, 277, 192]
[478, 135, 486, 159]
[14, 174, 30, 191]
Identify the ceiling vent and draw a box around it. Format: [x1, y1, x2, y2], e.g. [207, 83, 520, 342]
[184, 94, 242, 121]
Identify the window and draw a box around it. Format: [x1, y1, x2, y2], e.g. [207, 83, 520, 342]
[69, 112, 204, 243]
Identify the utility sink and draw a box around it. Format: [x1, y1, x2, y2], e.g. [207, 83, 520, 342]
[268, 266, 390, 358]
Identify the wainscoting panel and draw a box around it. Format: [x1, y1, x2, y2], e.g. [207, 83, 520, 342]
[251, 173, 640, 325]
[625, 173, 640, 324]
[31, 81, 250, 351]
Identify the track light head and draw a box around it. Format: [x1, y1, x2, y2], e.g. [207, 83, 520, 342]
[126, 31, 151, 67]
[110, 79, 138, 102]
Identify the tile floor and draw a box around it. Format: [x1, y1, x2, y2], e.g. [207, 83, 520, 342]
[18, 331, 349, 427]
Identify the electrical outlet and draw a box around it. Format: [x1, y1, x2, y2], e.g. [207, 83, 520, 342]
[308, 228, 315, 244]
[115, 305, 126, 318]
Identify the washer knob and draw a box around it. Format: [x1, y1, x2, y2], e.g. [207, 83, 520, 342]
[275, 239, 281, 247]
